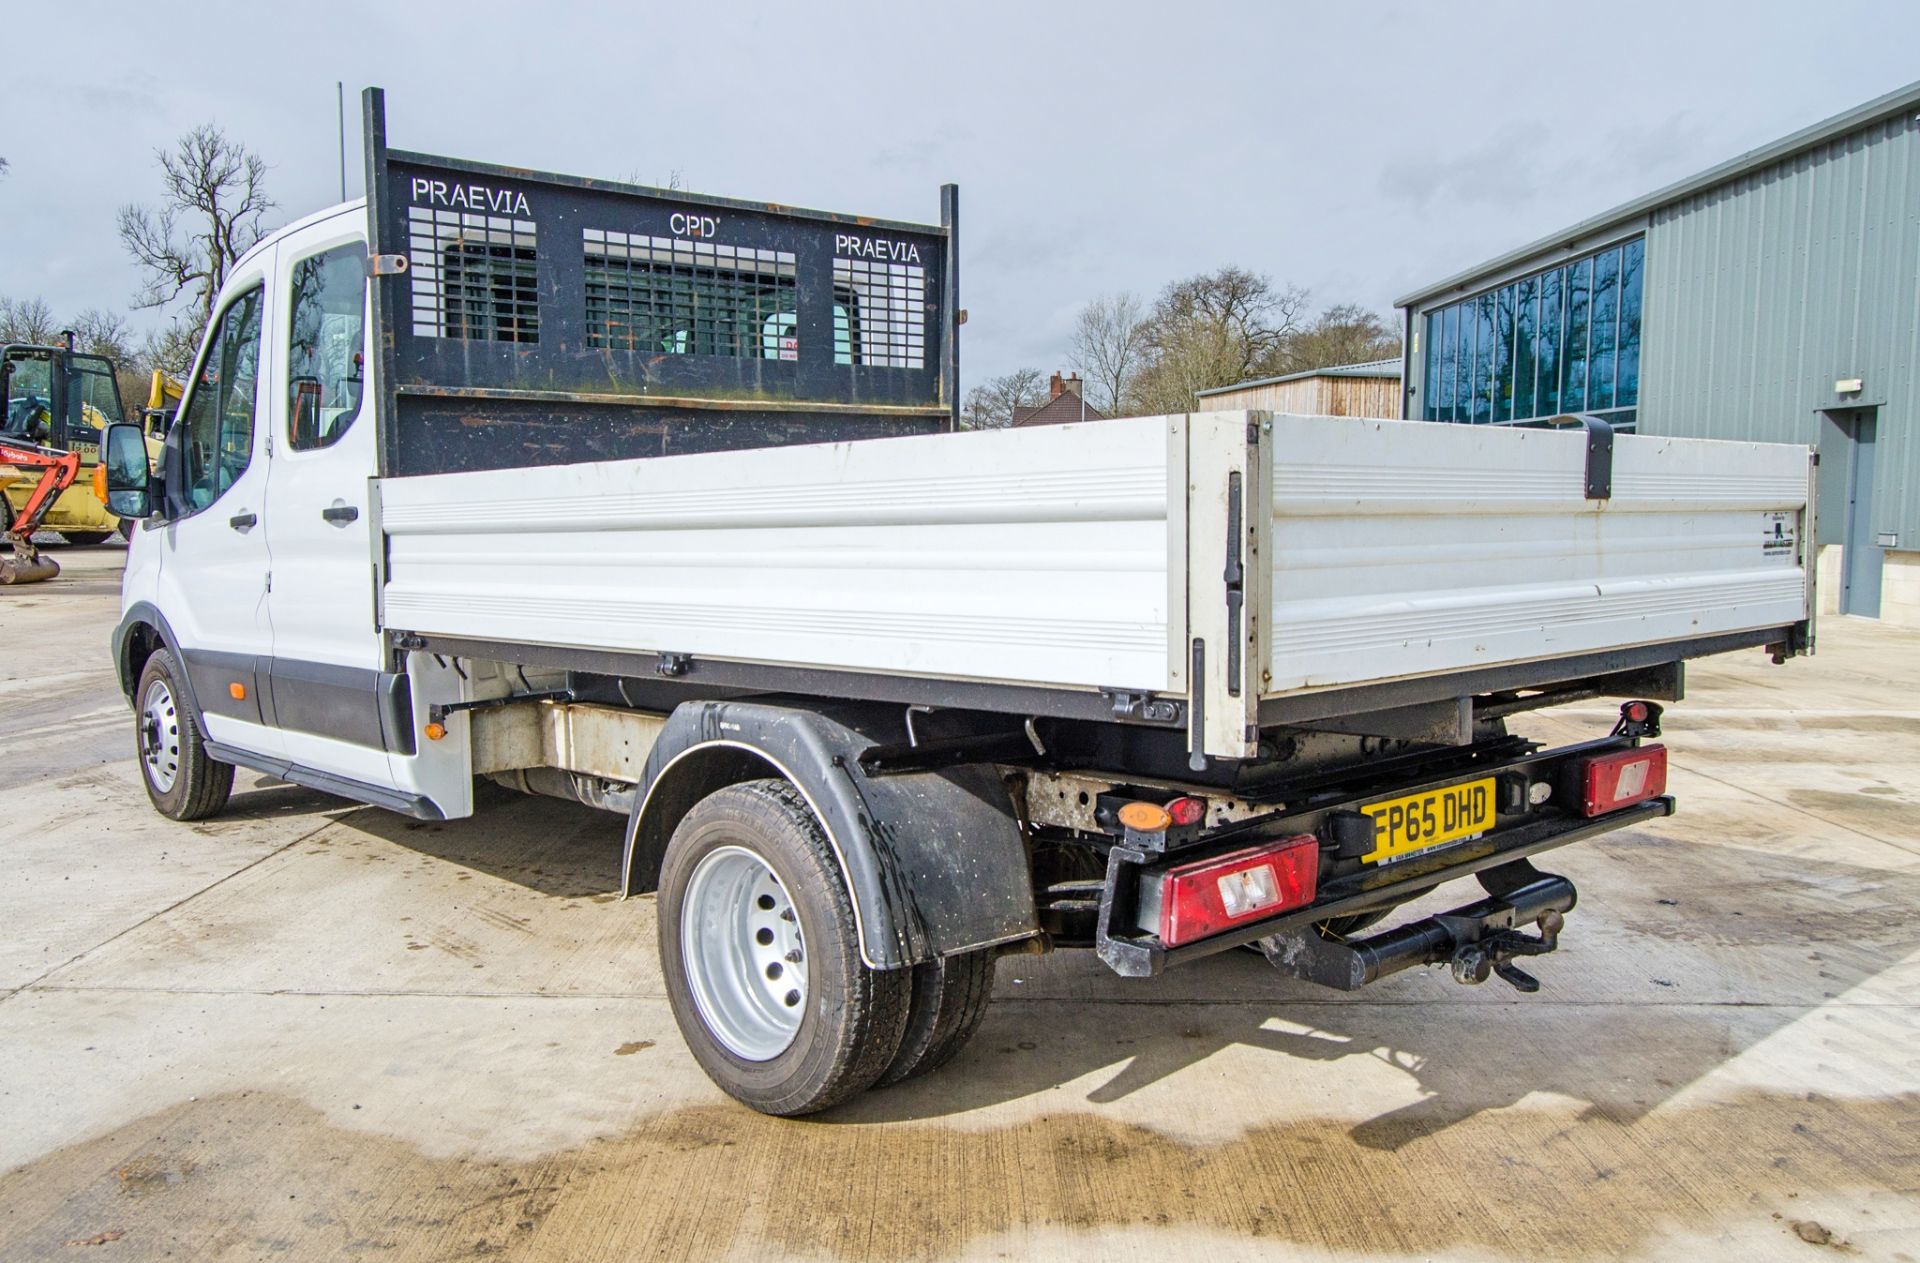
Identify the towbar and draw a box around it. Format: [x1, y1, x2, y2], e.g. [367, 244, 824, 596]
[1258, 864, 1577, 992]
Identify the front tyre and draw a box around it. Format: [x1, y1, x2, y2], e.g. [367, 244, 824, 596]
[658, 779, 910, 1116]
[134, 649, 233, 821]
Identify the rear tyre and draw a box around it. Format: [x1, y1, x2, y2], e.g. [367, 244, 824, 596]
[135, 649, 234, 821]
[658, 779, 911, 1116]
[60, 531, 114, 546]
[875, 947, 997, 1087]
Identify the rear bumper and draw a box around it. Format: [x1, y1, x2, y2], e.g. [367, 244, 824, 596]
[1096, 795, 1675, 977]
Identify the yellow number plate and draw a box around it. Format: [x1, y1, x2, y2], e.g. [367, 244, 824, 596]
[1360, 777, 1496, 864]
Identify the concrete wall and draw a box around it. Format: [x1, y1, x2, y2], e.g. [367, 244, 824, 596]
[1816, 546, 1920, 628]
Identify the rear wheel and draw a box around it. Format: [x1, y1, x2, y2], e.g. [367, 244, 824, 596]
[658, 779, 910, 1116]
[135, 649, 233, 821]
[876, 947, 997, 1086]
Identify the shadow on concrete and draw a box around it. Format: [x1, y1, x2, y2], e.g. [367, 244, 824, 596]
[320, 779, 624, 900]
[844, 837, 1920, 1150]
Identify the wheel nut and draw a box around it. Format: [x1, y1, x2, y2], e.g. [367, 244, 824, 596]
[784, 949, 802, 963]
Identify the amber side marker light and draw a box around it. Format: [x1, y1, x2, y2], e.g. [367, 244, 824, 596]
[228, 682, 246, 700]
[1117, 800, 1172, 833]
[424, 722, 447, 742]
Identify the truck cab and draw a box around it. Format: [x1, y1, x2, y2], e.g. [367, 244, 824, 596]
[1, 340, 129, 543]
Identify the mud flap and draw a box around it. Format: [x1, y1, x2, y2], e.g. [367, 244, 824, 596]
[622, 699, 1038, 969]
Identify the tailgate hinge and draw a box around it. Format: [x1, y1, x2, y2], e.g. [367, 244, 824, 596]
[1552, 413, 1615, 500]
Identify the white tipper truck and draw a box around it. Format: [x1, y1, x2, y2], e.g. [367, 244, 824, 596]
[102, 90, 1816, 1115]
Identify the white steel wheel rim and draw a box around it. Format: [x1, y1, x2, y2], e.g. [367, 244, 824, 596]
[680, 844, 808, 1062]
[140, 678, 182, 793]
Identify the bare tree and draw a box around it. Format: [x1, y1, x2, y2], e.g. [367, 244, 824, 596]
[960, 367, 1046, 429]
[117, 125, 274, 338]
[1067, 292, 1149, 415]
[1269, 303, 1402, 376]
[0, 296, 59, 345]
[1127, 268, 1311, 414]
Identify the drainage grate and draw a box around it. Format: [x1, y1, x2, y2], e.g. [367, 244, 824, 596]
[832, 258, 927, 368]
[584, 230, 798, 359]
[407, 207, 540, 342]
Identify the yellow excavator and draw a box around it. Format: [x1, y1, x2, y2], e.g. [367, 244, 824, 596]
[1, 335, 132, 549]
[1, 343, 171, 584]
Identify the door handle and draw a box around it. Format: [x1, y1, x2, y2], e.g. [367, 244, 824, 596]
[229, 512, 257, 531]
[321, 503, 360, 525]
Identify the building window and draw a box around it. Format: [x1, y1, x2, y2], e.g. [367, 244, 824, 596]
[1422, 237, 1642, 430]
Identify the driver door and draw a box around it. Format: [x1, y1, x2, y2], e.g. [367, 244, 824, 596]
[152, 268, 283, 760]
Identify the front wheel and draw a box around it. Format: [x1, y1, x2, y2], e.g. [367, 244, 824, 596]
[134, 649, 234, 821]
[658, 779, 910, 1116]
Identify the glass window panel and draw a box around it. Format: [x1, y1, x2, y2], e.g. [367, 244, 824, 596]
[1451, 302, 1471, 422]
[287, 242, 369, 451]
[1563, 257, 1591, 412]
[1513, 277, 1537, 420]
[1472, 293, 1494, 422]
[1424, 311, 1444, 421]
[1537, 268, 1562, 416]
[1493, 285, 1514, 423]
[1439, 304, 1458, 421]
[177, 286, 264, 511]
[1618, 238, 1643, 407]
[1589, 248, 1619, 411]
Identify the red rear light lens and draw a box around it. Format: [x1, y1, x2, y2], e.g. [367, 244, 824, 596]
[1157, 835, 1318, 946]
[1166, 796, 1207, 827]
[1575, 744, 1667, 816]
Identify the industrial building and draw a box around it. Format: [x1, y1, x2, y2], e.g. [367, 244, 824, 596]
[1196, 357, 1401, 417]
[1396, 80, 1920, 626]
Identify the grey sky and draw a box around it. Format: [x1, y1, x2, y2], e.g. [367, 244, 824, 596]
[7, 0, 1919, 388]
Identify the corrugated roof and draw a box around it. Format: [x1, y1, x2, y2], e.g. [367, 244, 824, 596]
[1395, 77, 1920, 310]
[1195, 357, 1402, 397]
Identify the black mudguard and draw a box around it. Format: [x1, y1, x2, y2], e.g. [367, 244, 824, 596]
[622, 699, 1038, 969]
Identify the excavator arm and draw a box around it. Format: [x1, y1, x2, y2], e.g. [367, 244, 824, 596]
[0, 438, 81, 584]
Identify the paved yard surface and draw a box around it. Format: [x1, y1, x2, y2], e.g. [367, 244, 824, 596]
[2, 546, 1917, 1261]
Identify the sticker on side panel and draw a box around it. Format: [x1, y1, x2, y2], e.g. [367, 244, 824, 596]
[1762, 511, 1797, 559]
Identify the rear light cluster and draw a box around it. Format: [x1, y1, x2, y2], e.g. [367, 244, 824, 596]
[1156, 834, 1319, 947]
[1570, 744, 1668, 817]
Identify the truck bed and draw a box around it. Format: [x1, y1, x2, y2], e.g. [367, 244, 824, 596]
[376, 410, 1813, 759]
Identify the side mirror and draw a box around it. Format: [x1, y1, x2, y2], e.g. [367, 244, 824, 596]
[103, 422, 156, 520]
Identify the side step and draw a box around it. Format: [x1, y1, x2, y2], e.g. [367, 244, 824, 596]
[1258, 863, 1576, 993]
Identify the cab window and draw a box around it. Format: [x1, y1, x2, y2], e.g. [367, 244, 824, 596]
[287, 242, 367, 450]
[65, 354, 125, 447]
[2, 351, 53, 440]
[177, 286, 265, 511]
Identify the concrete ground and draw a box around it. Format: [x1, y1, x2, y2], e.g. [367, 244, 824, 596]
[2, 545, 1917, 1262]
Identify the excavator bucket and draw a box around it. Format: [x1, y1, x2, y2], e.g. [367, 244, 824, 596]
[0, 542, 60, 585]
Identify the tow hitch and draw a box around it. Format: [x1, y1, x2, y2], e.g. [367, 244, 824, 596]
[1257, 861, 1576, 993]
